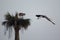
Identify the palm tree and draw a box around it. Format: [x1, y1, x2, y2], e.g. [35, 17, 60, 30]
[2, 12, 30, 40]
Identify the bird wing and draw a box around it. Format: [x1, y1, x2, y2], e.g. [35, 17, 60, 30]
[41, 15, 55, 25]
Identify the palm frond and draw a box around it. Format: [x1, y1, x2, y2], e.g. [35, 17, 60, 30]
[17, 19, 30, 29]
[2, 20, 14, 28]
[2, 21, 13, 38]
[5, 12, 11, 20]
[5, 12, 15, 20]
[2, 21, 7, 25]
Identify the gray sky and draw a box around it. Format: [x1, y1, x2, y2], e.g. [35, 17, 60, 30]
[0, 0, 60, 40]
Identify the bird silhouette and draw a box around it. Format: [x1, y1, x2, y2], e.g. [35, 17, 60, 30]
[36, 15, 55, 25]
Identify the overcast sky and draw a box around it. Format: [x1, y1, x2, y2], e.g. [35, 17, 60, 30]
[0, 0, 60, 40]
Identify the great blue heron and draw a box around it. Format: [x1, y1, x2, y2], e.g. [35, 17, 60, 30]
[36, 15, 55, 25]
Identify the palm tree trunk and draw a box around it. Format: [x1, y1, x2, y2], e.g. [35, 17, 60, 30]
[15, 29, 20, 40]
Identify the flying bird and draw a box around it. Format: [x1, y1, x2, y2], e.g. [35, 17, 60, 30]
[36, 15, 55, 25]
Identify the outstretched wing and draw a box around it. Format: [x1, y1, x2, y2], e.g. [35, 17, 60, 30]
[42, 15, 55, 25]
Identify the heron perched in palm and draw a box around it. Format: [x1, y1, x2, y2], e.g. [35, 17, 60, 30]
[36, 15, 55, 25]
[19, 13, 25, 18]
[19, 13, 25, 16]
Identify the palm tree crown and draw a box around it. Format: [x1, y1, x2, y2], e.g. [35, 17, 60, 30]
[2, 12, 30, 29]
